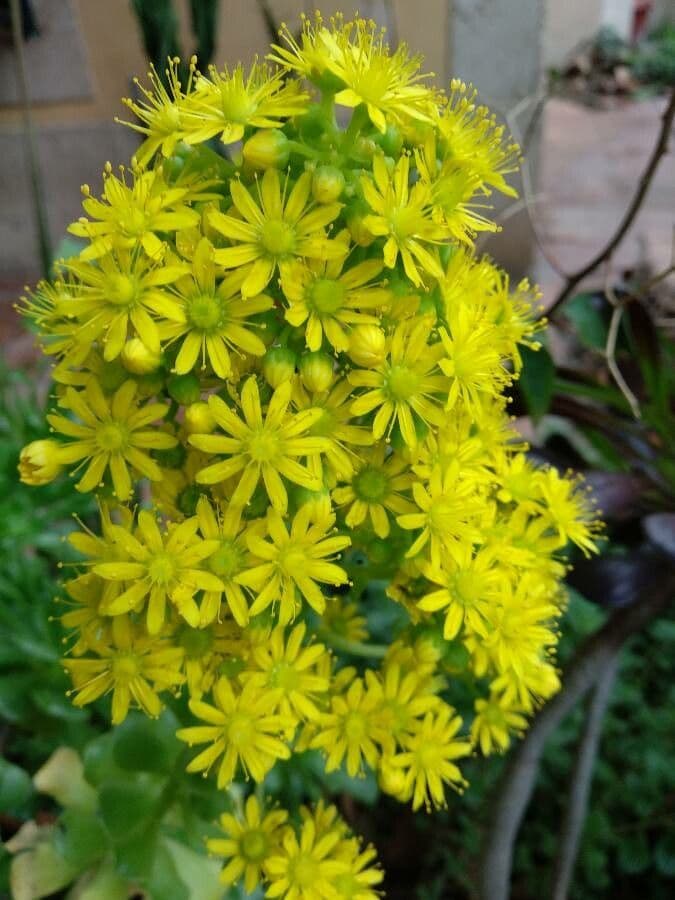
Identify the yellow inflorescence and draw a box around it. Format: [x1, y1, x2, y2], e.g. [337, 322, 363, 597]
[18, 13, 600, 896]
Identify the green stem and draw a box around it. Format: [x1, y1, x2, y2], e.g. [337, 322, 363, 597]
[343, 104, 371, 149]
[319, 629, 388, 660]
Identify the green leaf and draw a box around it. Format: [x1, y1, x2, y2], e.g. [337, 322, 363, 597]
[617, 833, 650, 874]
[112, 710, 182, 774]
[164, 837, 224, 900]
[99, 775, 165, 841]
[0, 757, 33, 814]
[655, 831, 675, 877]
[518, 345, 554, 421]
[57, 808, 109, 870]
[147, 841, 190, 900]
[563, 293, 609, 349]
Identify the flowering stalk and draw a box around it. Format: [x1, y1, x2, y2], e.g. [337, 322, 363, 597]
[18, 13, 600, 897]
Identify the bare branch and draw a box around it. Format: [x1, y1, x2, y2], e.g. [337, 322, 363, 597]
[551, 652, 621, 900]
[544, 88, 675, 319]
[478, 573, 675, 900]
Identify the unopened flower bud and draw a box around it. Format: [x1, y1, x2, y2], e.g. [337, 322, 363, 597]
[121, 338, 161, 374]
[299, 351, 334, 393]
[242, 129, 290, 170]
[312, 165, 345, 204]
[378, 758, 407, 799]
[262, 346, 297, 388]
[347, 213, 376, 248]
[18, 440, 64, 485]
[348, 325, 386, 368]
[183, 401, 216, 435]
[168, 373, 201, 405]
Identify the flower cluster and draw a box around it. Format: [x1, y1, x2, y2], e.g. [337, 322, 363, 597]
[18, 14, 599, 896]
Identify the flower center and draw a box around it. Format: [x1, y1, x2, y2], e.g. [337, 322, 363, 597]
[122, 207, 148, 237]
[240, 829, 268, 862]
[227, 712, 254, 747]
[155, 103, 182, 133]
[220, 87, 257, 123]
[260, 219, 296, 257]
[247, 428, 281, 462]
[353, 465, 388, 503]
[344, 710, 367, 742]
[384, 364, 419, 401]
[112, 654, 140, 680]
[269, 661, 299, 692]
[188, 294, 223, 331]
[278, 544, 307, 574]
[289, 853, 319, 888]
[108, 274, 138, 307]
[308, 278, 346, 315]
[208, 539, 242, 578]
[148, 552, 176, 585]
[453, 570, 482, 606]
[96, 421, 128, 452]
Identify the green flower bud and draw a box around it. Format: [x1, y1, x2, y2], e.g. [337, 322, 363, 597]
[262, 346, 297, 388]
[312, 165, 346, 204]
[242, 129, 290, 170]
[121, 338, 162, 374]
[183, 401, 217, 434]
[168, 372, 201, 405]
[299, 351, 335, 393]
[18, 439, 64, 485]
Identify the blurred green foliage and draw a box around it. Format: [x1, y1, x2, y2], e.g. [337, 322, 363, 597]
[131, 0, 220, 81]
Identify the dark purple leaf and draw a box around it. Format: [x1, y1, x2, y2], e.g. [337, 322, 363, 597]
[642, 513, 675, 560]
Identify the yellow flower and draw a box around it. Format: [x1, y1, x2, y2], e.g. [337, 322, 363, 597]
[69, 166, 202, 260]
[292, 377, 373, 482]
[311, 677, 387, 777]
[64, 616, 185, 724]
[332, 443, 415, 538]
[397, 464, 484, 567]
[438, 313, 510, 413]
[118, 57, 198, 166]
[186, 61, 309, 144]
[177, 678, 293, 787]
[47, 380, 177, 500]
[360, 154, 445, 286]
[349, 316, 448, 447]
[208, 168, 344, 297]
[329, 19, 437, 132]
[196, 496, 255, 627]
[237, 506, 350, 624]
[160, 238, 273, 378]
[536, 469, 601, 557]
[417, 545, 502, 640]
[389, 705, 470, 810]
[190, 377, 330, 513]
[333, 838, 384, 900]
[265, 816, 348, 899]
[437, 80, 521, 198]
[470, 693, 527, 756]
[206, 795, 288, 893]
[280, 235, 389, 353]
[64, 248, 187, 360]
[92, 509, 225, 633]
[242, 622, 328, 722]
